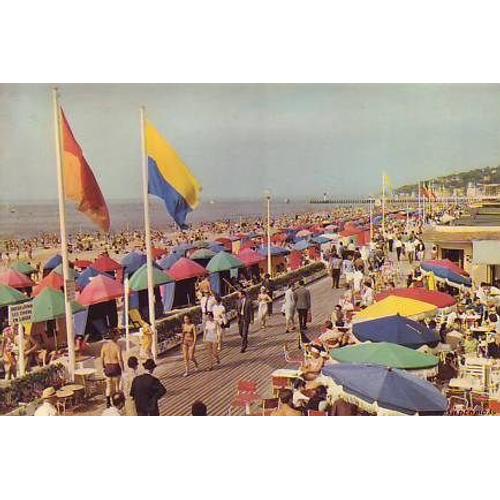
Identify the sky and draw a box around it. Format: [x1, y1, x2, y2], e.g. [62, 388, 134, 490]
[2, 83, 500, 202]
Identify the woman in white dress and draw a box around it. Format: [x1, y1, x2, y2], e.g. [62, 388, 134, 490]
[257, 286, 272, 329]
[212, 295, 227, 352]
[203, 312, 220, 370]
[283, 283, 297, 332]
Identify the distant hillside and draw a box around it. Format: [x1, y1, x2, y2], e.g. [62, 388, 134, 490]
[395, 165, 500, 195]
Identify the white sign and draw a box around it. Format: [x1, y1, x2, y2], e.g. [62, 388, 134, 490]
[8, 302, 33, 325]
[65, 280, 76, 302]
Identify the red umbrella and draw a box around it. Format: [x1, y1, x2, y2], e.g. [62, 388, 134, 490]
[0, 269, 34, 289]
[423, 259, 469, 277]
[237, 248, 266, 267]
[32, 272, 65, 296]
[375, 288, 457, 309]
[168, 257, 208, 281]
[74, 259, 92, 269]
[78, 274, 124, 306]
[91, 254, 122, 273]
[152, 247, 167, 259]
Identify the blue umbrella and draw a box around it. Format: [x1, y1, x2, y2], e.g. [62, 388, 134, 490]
[43, 254, 62, 271]
[121, 251, 147, 277]
[353, 314, 440, 349]
[257, 245, 290, 256]
[158, 253, 182, 270]
[311, 235, 330, 245]
[421, 262, 472, 287]
[323, 363, 448, 415]
[208, 243, 227, 254]
[77, 267, 112, 290]
[172, 243, 195, 256]
[292, 239, 310, 251]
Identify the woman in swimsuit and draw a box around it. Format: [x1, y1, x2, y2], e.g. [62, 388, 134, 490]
[182, 315, 198, 377]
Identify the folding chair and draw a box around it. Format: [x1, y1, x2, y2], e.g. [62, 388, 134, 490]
[260, 398, 279, 416]
[228, 380, 261, 415]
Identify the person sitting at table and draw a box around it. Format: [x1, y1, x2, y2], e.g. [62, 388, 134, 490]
[271, 389, 302, 416]
[303, 385, 329, 414]
[34, 387, 58, 416]
[487, 334, 500, 359]
[436, 353, 458, 388]
[318, 321, 343, 349]
[300, 345, 326, 382]
[463, 331, 478, 357]
[329, 397, 358, 416]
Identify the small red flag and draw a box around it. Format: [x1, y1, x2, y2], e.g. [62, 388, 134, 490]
[61, 109, 110, 232]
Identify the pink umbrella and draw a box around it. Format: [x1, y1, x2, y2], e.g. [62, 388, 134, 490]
[78, 275, 124, 306]
[0, 269, 34, 289]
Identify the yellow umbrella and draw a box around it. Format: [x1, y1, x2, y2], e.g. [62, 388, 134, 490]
[353, 296, 437, 323]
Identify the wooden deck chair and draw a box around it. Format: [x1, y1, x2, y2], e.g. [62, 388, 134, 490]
[228, 380, 261, 415]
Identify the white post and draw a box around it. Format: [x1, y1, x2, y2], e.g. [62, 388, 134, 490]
[369, 197, 373, 243]
[17, 323, 25, 377]
[52, 88, 75, 381]
[124, 276, 130, 356]
[382, 172, 386, 237]
[266, 191, 272, 276]
[140, 106, 157, 360]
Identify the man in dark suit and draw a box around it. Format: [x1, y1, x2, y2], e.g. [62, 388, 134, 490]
[130, 358, 166, 416]
[295, 280, 311, 331]
[237, 290, 254, 352]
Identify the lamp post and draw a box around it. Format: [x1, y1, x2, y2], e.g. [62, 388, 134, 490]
[265, 190, 272, 276]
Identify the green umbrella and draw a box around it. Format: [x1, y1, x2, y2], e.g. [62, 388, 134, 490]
[190, 248, 216, 261]
[0, 284, 29, 307]
[52, 263, 79, 280]
[11, 262, 36, 275]
[331, 342, 438, 370]
[128, 263, 173, 292]
[206, 252, 244, 273]
[31, 288, 84, 323]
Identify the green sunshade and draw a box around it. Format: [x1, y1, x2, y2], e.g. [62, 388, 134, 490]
[128, 263, 173, 292]
[190, 248, 216, 261]
[0, 284, 30, 307]
[11, 262, 36, 275]
[52, 263, 79, 280]
[206, 252, 244, 273]
[193, 240, 210, 248]
[331, 342, 438, 370]
[31, 288, 84, 323]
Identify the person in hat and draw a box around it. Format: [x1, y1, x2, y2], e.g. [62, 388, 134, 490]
[257, 286, 272, 330]
[130, 358, 166, 416]
[101, 391, 126, 416]
[34, 387, 58, 416]
[300, 345, 325, 382]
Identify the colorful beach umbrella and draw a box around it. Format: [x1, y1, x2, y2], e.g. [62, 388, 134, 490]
[296, 229, 312, 238]
[51, 263, 79, 280]
[375, 288, 456, 309]
[190, 248, 216, 261]
[32, 271, 65, 296]
[311, 235, 330, 245]
[91, 254, 122, 273]
[206, 252, 244, 273]
[76, 267, 112, 290]
[121, 251, 147, 276]
[323, 364, 447, 415]
[43, 254, 62, 271]
[421, 262, 472, 287]
[237, 248, 266, 267]
[331, 342, 439, 370]
[422, 259, 468, 276]
[192, 240, 210, 249]
[0, 269, 34, 289]
[78, 275, 124, 306]
[208, 243, 227, 254]
[352, 315, 440, 349]
[168, 257, 208, 281]
[292, 239, 311, 251]
[0, 284, 29, 307]
[11, 262, 36, 275]
[31, 288, 84, 323]
[129, 263, 173, 291]
[158, 252, 182, 270]
[73, 259, 93, 270]
[172, 243, 195, 255]
[256, 245, 290, 256]
[353, 296, 437, 323]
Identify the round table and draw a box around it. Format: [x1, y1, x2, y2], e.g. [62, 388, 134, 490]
[56, 388, 74, 415]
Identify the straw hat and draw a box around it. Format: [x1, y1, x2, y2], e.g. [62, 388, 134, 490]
[41, 387, 56, 399]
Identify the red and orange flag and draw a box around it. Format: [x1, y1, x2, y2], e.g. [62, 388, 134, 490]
[61, 109, 110, 232]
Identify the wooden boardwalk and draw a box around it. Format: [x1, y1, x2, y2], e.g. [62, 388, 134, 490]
[79, 276, 342, 416]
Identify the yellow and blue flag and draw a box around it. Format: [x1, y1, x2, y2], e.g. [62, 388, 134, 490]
[146, 120, 202, 229]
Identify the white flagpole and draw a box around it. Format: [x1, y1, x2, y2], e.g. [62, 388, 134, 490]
[265, 190, 272, 276]
[140, 106, 157, 360]
[52, 88, 76, 381]
[124, 276, 130, 356]
[382, 172, 386, 237]
[369, 197, 373, 243]
[418, 181, 422, 221]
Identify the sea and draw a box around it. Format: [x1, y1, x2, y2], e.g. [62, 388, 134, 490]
[0, 199, 323, 239]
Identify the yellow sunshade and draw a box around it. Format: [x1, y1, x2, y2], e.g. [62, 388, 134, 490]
[353, 296, 437, 323]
